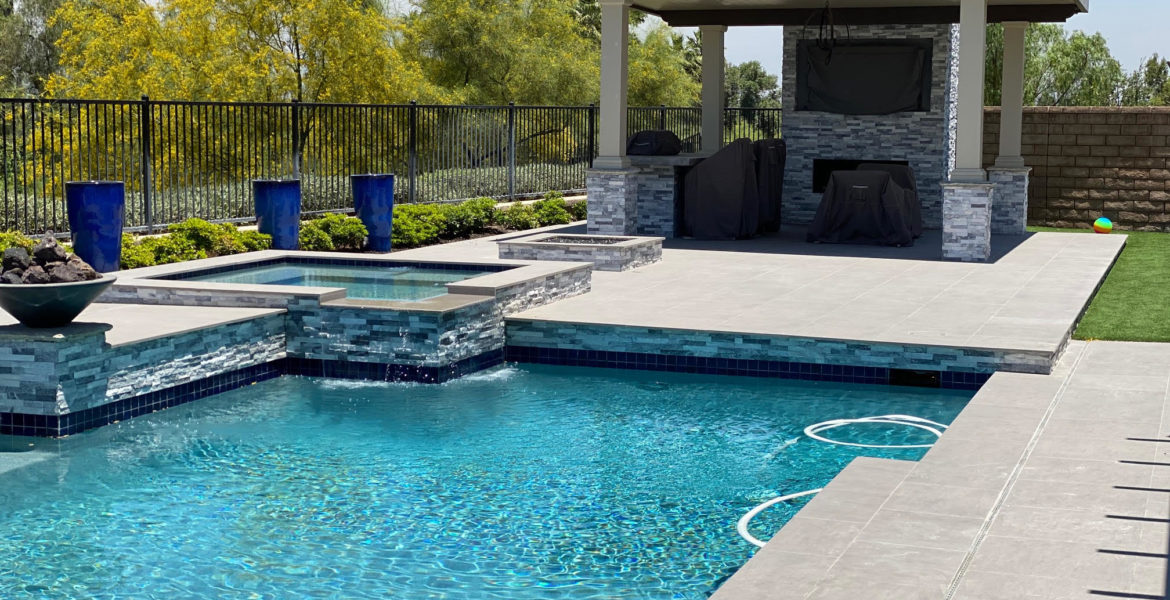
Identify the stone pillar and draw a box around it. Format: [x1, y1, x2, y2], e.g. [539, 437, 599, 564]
[942, 182, 995, 262]
[995, 22, 1028, 169]
[587, 169, 637, 235]
[988, 167, 1030, 235]
[700, 25, 727, 154]
[951, 0, 988, 182]
[595, 0, 630, 170]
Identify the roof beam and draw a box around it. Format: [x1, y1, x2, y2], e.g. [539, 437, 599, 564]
[643, 5, 1082, 27]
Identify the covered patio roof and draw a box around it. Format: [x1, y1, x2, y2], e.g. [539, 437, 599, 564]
[635, 0, 1088, 26]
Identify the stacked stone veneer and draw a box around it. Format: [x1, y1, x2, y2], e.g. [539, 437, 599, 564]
[942, 183, 995, 262]
[498, 237, 662, 271]
[99, 285, 301, 308]
[0, 263, 590, 436]
[505, 320, 1055, 375]
[632, 164, 677, 236]
[0, 314, 286, 419]
[988, 167, 1031, 235]
[781, 24, 957, 229]
[587, 170, 638, 235]
[287, 298, 500, 367]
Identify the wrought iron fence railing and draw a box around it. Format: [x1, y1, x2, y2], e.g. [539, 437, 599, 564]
[0, 98, 781, 234]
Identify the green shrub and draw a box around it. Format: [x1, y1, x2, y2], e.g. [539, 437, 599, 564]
[392, 204, 445, 248]
[532, 197, 572, 226]
[312, 213, 368, 250]
[298, 224, 335, 251]
[167, 218, 247, 256]
[0, 231, 35, 254]
[120, 234, 156, 269]
[567, 200, 587, 221]
[237, 230, 272, 252]
[120, 233, 207, 269]
[543, 191, 565, 202]
[438, 197, 497, 238]
[496, 203, 541, 231]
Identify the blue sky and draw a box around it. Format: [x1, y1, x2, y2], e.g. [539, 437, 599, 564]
[675, 0, 1165, 76]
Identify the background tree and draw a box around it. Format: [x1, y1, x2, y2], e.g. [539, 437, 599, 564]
[402, 0, 597, 105]
[984, 23, 1123, 106]
[0, 0, 63, 95]
[1119, 55, 1170, 106]
[48, 0, 440, 103]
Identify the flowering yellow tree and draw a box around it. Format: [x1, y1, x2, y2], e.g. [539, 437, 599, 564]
[47, 0, 443, 103]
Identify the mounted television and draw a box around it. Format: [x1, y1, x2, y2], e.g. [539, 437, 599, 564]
[795, 39, 933, 115]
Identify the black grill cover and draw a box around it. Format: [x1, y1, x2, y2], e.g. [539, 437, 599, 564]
[806, 170, 915, 246]
[627, 130, 683, 156]
[683, 138, 759, 239]
[856, 162, 922, 238]
[755, 139, 786, 233]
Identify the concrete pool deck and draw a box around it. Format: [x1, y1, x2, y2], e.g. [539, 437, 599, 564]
[401, 225, 1126, 374]
[711, 340, 1170, 600]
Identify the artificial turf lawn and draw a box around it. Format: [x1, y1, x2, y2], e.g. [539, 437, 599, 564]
[1031, 227, 1170, 342]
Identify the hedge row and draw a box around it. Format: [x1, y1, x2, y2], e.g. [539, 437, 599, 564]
[0, 194, 587, 270]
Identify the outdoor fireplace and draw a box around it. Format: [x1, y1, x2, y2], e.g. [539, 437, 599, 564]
[781, 24, 958, 229]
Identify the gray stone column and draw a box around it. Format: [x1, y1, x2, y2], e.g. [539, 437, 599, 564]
[586, 169, 637, 235]
[942, 182, 995, 262]
[988, 167, 1030, 235]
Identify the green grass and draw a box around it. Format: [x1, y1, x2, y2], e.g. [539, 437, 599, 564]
[1031, 227, 1170, 342]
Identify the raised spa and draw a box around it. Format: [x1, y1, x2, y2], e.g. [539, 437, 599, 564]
[159, 258, 507, 301]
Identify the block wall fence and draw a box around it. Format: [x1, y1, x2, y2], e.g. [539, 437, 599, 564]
[983, 106, 1170, 232]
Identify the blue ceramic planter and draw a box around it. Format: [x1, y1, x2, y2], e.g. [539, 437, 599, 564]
[253, 179, 302, 250]
[351, 174, 395, 252]
[65, 181, 125, 273]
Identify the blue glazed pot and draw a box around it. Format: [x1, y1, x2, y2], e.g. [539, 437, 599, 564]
[65, 181, 125, 273]
[351, 174, 395, 252]
[253, 179, 302, 250]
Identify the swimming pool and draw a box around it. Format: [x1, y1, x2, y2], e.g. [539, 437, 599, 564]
[175, 262, 497, 301]
[0, 365, 971, 599]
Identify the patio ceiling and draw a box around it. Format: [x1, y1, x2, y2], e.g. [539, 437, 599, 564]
[634, 0, 1089, 26]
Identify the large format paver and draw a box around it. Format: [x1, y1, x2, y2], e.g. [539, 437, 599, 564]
[712, 341, 1170, 599]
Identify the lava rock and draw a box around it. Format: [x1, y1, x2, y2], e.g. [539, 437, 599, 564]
[2, 247, 31, 272]
[20, 265, 50, 284]
[0, 271, 22, 285]
[66, 255, 100, 281]
[32, 235, 68, 266]
[48, 263, 87, 283]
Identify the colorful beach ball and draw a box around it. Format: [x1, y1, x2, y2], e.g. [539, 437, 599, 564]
[1092, 217, 1113, 234]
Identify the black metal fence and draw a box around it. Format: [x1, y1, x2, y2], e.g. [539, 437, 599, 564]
[0, 98, 781, 234]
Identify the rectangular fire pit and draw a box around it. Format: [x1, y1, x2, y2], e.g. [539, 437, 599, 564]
[498, 234, 663, 271]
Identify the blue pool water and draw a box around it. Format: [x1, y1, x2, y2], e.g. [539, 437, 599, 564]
[183, 263, 494, 301]
[0, 365, 972, 599]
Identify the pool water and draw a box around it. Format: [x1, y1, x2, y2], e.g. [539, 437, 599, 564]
[0, 365, 972, 599]
[183, 263, 494, 301]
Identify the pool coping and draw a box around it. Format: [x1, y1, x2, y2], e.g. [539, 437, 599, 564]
[104, 250, 591, 314]
[708, 342, 1084, 599]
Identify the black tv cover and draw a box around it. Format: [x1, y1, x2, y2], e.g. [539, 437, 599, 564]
[796, 40, 932, 115]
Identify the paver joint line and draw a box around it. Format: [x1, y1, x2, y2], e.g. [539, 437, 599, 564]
[942, 343, 1088, 599]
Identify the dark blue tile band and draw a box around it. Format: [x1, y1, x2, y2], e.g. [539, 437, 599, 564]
[503, 346, 991, 391]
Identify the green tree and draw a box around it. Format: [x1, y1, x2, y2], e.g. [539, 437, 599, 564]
[1119, 55, 1170, 106]
[627, 23, 700, 106]
[404, 0, 598, 105]
[725, 60, 779, 109]
[984, 23, 1123, 106]
[0, 0, 63, 95]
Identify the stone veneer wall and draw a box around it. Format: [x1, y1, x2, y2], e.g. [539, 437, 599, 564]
[942, 183, 994, 262]
[982, 106, 1170, 231]
[0, 314, 287, 417]
[99, 285, 300, 308]
[498, 239, 662, 272]
[781, 24, 957, 229]
[632, 164, 676, 236]
[286, 298, 501, 367]
[505, 320, 1055, 375]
